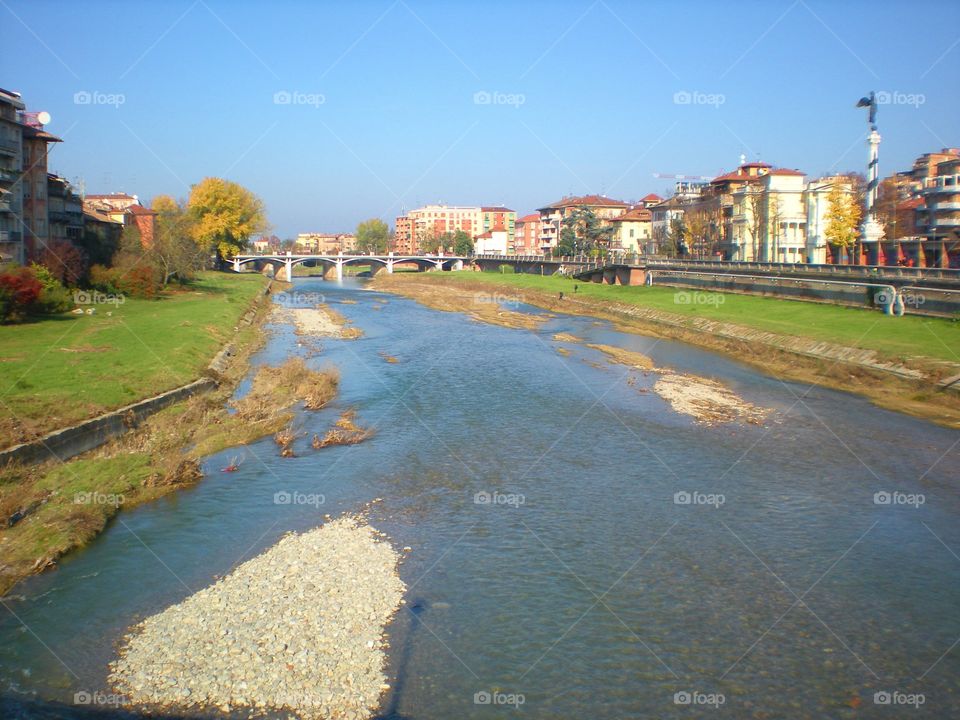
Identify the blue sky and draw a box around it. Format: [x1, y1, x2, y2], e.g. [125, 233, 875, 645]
[4, 0, 958, 237]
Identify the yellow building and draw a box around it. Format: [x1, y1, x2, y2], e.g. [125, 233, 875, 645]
[611, 206, 653, 254]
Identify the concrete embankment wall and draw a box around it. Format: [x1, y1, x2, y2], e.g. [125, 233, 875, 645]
[0, 280, 272, 469]
[652, 272, 960, 317]
[0, 379, 218, 467]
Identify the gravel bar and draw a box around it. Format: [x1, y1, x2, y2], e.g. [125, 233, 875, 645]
[109, 516, 406, 719]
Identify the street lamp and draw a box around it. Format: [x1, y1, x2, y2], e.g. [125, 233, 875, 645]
[857, 92, 885, 264]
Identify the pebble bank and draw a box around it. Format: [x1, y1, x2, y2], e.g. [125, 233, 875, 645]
[109, 516, 406, 719]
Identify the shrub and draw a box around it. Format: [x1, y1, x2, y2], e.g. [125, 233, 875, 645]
[0, 265, 42, 322]
[89, 263, 159, 299]
[30, 263, 73, 314]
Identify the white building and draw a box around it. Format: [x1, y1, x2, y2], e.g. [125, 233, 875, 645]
[474, 230, 509, 254]
[803, 176, 853, 264]
[730, 169, 807, 262]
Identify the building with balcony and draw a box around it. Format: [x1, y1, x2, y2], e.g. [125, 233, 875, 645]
[393, 216, 416, 254]
[920, 157, 960, 266]
[513, 213, 542, 254]
[20, 121, 62, 260]
[480, 206, 516, 247]
[0, 88, 25, 263]
[47, 174, 83, 244]
[536, 194, 629, 253]
[393, 204, 515, 253]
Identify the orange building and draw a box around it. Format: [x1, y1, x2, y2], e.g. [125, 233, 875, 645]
[514, 213, 542, 254]
[83, 193, 156, 248]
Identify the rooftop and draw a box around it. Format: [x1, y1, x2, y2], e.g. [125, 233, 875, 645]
[538, 194, 630, 211]
[612, 207, 653, 221]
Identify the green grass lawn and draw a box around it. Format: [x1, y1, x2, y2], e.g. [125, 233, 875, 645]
[0, 272, 267, 446]
[427, 272, 960, 364]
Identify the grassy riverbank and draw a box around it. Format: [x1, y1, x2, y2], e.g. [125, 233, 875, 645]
[0, 338, 340, 598]
[371, 272, 960, 427]
[394, 271, 960, 362]
[0, 272, 268, 449]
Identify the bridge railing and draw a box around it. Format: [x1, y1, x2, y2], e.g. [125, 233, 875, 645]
[472, 254, 605, 266]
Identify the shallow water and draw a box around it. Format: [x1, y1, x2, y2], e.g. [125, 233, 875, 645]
[2, 277, 959, 719]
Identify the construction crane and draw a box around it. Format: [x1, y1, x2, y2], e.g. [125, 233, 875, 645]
[653, 172, 714, 181]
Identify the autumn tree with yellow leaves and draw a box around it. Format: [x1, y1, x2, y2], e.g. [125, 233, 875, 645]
[188, 178, 269, 261]
[824, 183, 862, 264]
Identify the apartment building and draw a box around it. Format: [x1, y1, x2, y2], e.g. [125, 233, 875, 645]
[47, 174, 84, 244]
[394, 216, 416, 254]
[513, 213, 542, 254]
[295, 233, 357, 254]
[20, 121, 62, 258]
[919, 157, 960, 266]
[394, 204, 516, 253]
[536, 194, 629, 252]
[0, 88, 24, 262]
[481, 206, 516, 244]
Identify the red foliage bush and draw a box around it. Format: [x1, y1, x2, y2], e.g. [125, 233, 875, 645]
[0, 266, 43, 322]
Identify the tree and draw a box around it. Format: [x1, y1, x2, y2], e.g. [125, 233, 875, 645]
[665, 216, 686, 257]
[683, 209, 712, 259]
[745, 186, 765, 261]
[421, 231, 453, 254]
[824, 183, 862, 264]
[151, 194, 205, 286]
[355, 218, 390, 253]
[188, 178, 268, 261]
[37, 239, 88, 287]
[558, 206, 614, 256]
[452, 229, 474, 256]
[875, 177, 914, 240]
[767, 197, 784, 262]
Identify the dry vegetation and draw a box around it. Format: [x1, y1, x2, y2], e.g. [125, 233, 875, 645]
[585, 343, 655, 370]
[370, 276, 546, 330]
[0, 350, 339, 596]
[312, 409, 374, 449]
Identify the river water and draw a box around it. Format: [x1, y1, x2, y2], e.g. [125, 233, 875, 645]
[2, 277, 959, 719]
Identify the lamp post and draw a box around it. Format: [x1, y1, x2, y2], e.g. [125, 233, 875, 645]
[857, 92, 885, 265]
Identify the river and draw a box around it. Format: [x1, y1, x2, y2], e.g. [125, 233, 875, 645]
[2, 276, 959, 719]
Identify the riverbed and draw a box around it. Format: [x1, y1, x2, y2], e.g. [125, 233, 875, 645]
[2, 276, 959, 719]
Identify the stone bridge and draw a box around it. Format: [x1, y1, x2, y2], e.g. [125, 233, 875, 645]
[232, 252, 467, 280]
